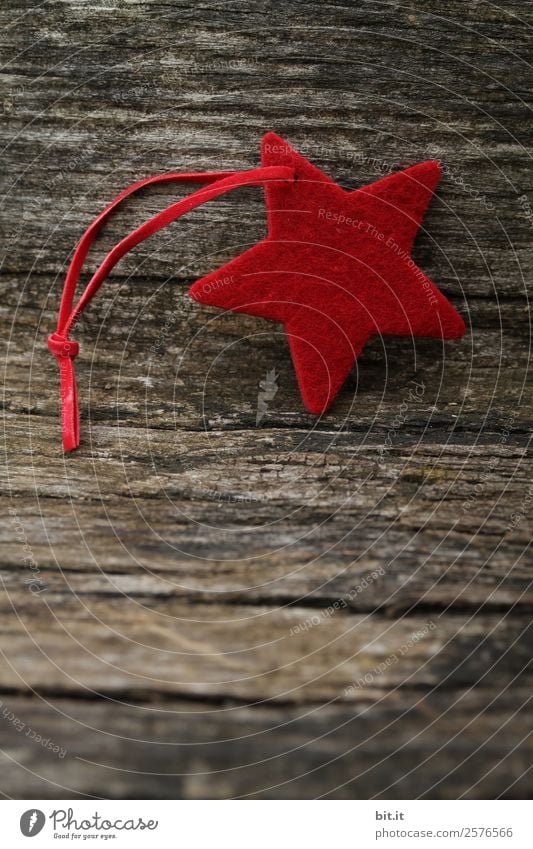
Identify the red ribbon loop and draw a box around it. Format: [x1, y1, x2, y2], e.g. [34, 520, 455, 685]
[48, 164, 294, 452]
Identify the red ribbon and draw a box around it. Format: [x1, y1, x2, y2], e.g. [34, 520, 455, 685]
[48, 165, 295, 451]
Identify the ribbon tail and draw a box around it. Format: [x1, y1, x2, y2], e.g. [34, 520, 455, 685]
[58, 356, 80, 452]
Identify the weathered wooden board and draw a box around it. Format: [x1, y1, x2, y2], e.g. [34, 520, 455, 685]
[3, 279, 532, 429]
[0, 3, 532, 299]
[1, 594, 531, 701]
[0, 0, 531, 800]
[2, 426, 533, 610]
[0, 689, 531, 799]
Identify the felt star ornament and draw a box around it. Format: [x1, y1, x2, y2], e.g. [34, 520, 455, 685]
[48, 131, 467, 452]
[190, 132, 466, 414]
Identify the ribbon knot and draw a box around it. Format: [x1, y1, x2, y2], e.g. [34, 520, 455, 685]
[47, 332, 80, 359]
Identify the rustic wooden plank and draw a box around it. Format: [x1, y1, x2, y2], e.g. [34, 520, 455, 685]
[3, 416, 532, 609]
[0, 689, 531, 799]
[2, 489, 532, 609]
[0, 597, 531, 702]
[2, 278, 532, 432]
[0, 2, 531, 296]
[1, 0, 531, 802]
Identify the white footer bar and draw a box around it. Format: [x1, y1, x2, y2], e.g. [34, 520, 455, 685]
[2, 800, 530, 848]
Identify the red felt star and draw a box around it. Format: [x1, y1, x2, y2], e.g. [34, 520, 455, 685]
[189, 132, 466, 414]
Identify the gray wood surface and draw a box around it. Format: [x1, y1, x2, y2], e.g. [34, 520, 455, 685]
[0, 0, 532, 799]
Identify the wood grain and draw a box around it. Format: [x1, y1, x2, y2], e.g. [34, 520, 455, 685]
[0, 689, 531, 799]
